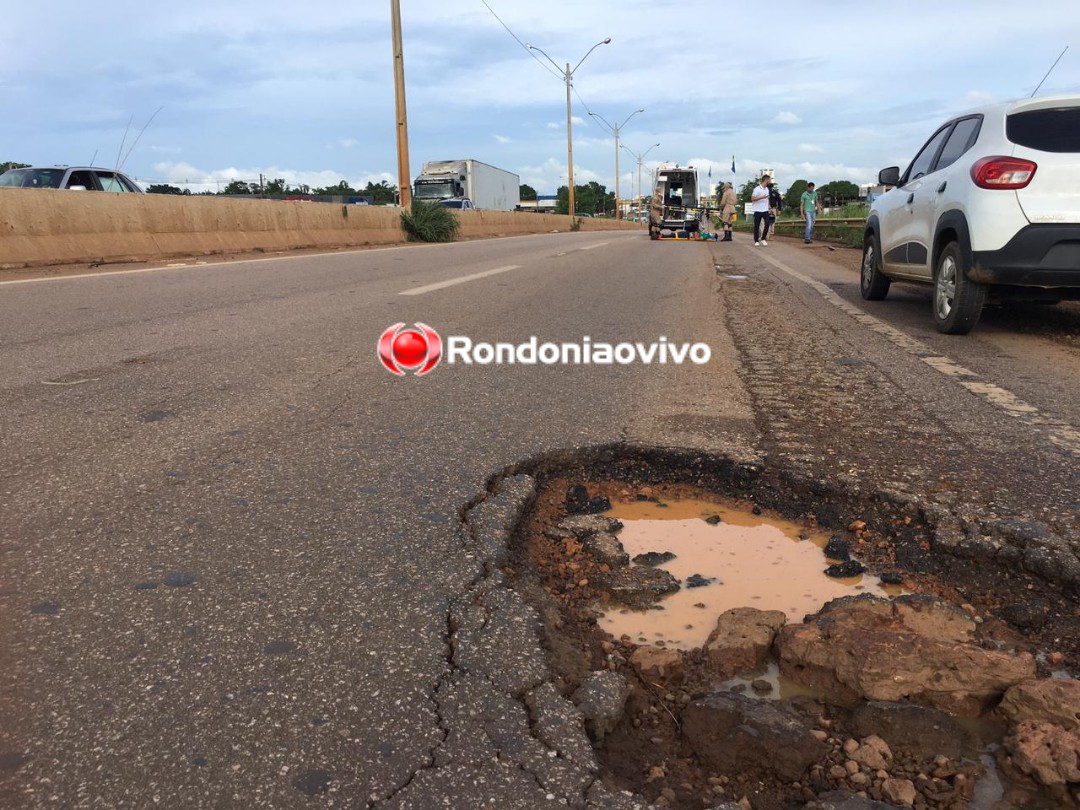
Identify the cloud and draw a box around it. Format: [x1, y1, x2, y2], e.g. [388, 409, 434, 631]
[956, 90, 997, 110]
[10, 0, 1080, 198]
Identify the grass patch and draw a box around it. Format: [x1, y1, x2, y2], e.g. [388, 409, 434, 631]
[400, 200, 460, 243]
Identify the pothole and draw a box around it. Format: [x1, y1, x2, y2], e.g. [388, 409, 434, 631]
[597, 496, 901, 651]
[499, 455, 1077, 810]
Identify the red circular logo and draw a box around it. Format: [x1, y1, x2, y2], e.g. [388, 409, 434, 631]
[378, 323, 442, 376]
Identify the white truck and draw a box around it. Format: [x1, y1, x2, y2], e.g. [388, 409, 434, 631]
[412, 159, 520, 211]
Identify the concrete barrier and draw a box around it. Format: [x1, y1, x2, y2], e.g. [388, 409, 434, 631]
[0, 189, 643, 269]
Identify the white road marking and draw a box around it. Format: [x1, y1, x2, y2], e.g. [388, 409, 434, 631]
[0, 244, 427, 286]
[42, 378, 99, 386]
[755, 250, 1080, 457]
[2, 265, 192, 285]
[1, 233, 627, 288]
[398, 265, 523, 296]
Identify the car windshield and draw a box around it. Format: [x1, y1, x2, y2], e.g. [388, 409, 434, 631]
[97, 172, 140, 192]
[0, 168, 65, 188]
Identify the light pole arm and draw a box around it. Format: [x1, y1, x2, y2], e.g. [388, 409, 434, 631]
[617, 108, 644, 131]
[589, 111, 615, 134]
[526, 44, 562, 75]
[571, 37, 611, 75]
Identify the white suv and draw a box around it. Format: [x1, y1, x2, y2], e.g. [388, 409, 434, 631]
[861, 95, 1080, 334]
[0, 166, 144, 193]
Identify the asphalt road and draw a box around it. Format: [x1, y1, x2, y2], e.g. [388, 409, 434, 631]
[2, 231, 1078, 808]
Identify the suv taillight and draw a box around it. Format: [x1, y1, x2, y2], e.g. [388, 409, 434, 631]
[971, 156, 1037, 189]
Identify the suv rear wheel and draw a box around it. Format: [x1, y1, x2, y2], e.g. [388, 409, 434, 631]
[860, 232, 891, 300]
[934, 241, 987, 334]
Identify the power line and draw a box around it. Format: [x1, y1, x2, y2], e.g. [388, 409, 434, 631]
[573, 88, 600, 126]
[478, 0, 563, 81]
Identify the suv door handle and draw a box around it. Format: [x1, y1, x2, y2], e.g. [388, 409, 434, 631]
[937, 181, 947, 193]
[907, 193, 915, 204]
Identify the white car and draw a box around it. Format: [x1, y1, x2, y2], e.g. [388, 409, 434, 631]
[437, 198, 474, 210]
[861, 95, 1080, 334]
[0, 165, 144, 193]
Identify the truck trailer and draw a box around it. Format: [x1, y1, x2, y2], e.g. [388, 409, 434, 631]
[412, 159, 520, 211]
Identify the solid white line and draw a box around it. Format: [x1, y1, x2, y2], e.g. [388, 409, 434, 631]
[0, 264, 198, 285]
[0, 242, 478, 287]
[398, 265, 523, 296]
[1, 232, 631, 288]
[578, 242, 609, 251]
[753, 249, 1080, 457]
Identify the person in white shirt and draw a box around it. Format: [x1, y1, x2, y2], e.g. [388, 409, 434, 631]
[751, 175, 771, 245]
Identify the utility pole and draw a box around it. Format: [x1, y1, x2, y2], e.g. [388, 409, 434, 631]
[564, 62, 575, 221]
[528, 39, 610, 222]
[590, 109, 643, 220]
[622, 142, 659, 227]
[390, 0, 411, 209]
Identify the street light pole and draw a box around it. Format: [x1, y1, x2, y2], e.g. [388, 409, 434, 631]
[390, 0, 411, 209]
[621, 142, 660, 226]
[590, 108, 643, 220]
[564, 62, 575, 221]
[528, 38, 611, 221]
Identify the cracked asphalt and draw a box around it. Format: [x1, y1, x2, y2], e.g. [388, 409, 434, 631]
[2, 231, 1078, 807]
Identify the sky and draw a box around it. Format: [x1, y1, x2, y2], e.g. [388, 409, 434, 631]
[2, 1, 1078, 197]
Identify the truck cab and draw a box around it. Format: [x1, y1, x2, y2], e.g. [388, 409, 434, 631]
[414, 175, 464, 202]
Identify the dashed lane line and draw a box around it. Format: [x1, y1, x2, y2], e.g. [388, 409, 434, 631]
[397, 241, 612, 296]
[398, 264, 523, 296]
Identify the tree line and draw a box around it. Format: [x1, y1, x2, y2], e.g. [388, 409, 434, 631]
[147, 178, 402, 202]
[3, 160, 600, 211]
[553, 182, 614, 216]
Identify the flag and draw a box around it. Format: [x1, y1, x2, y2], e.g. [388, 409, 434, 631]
[708, 166, 712, 178]
[731, 156, 736, 175]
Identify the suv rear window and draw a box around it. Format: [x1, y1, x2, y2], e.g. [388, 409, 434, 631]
[1006, 107, 1080, 152]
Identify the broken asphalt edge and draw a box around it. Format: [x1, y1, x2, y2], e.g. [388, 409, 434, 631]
[376, 440, 1079, 808]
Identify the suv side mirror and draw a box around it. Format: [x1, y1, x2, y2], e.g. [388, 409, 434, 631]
[878, 167, 901, 186]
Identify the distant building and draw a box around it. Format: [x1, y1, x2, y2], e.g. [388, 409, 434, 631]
[862, 183, 886, 204]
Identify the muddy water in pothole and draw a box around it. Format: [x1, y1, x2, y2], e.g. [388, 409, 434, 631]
[598, 498, 898, 650]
